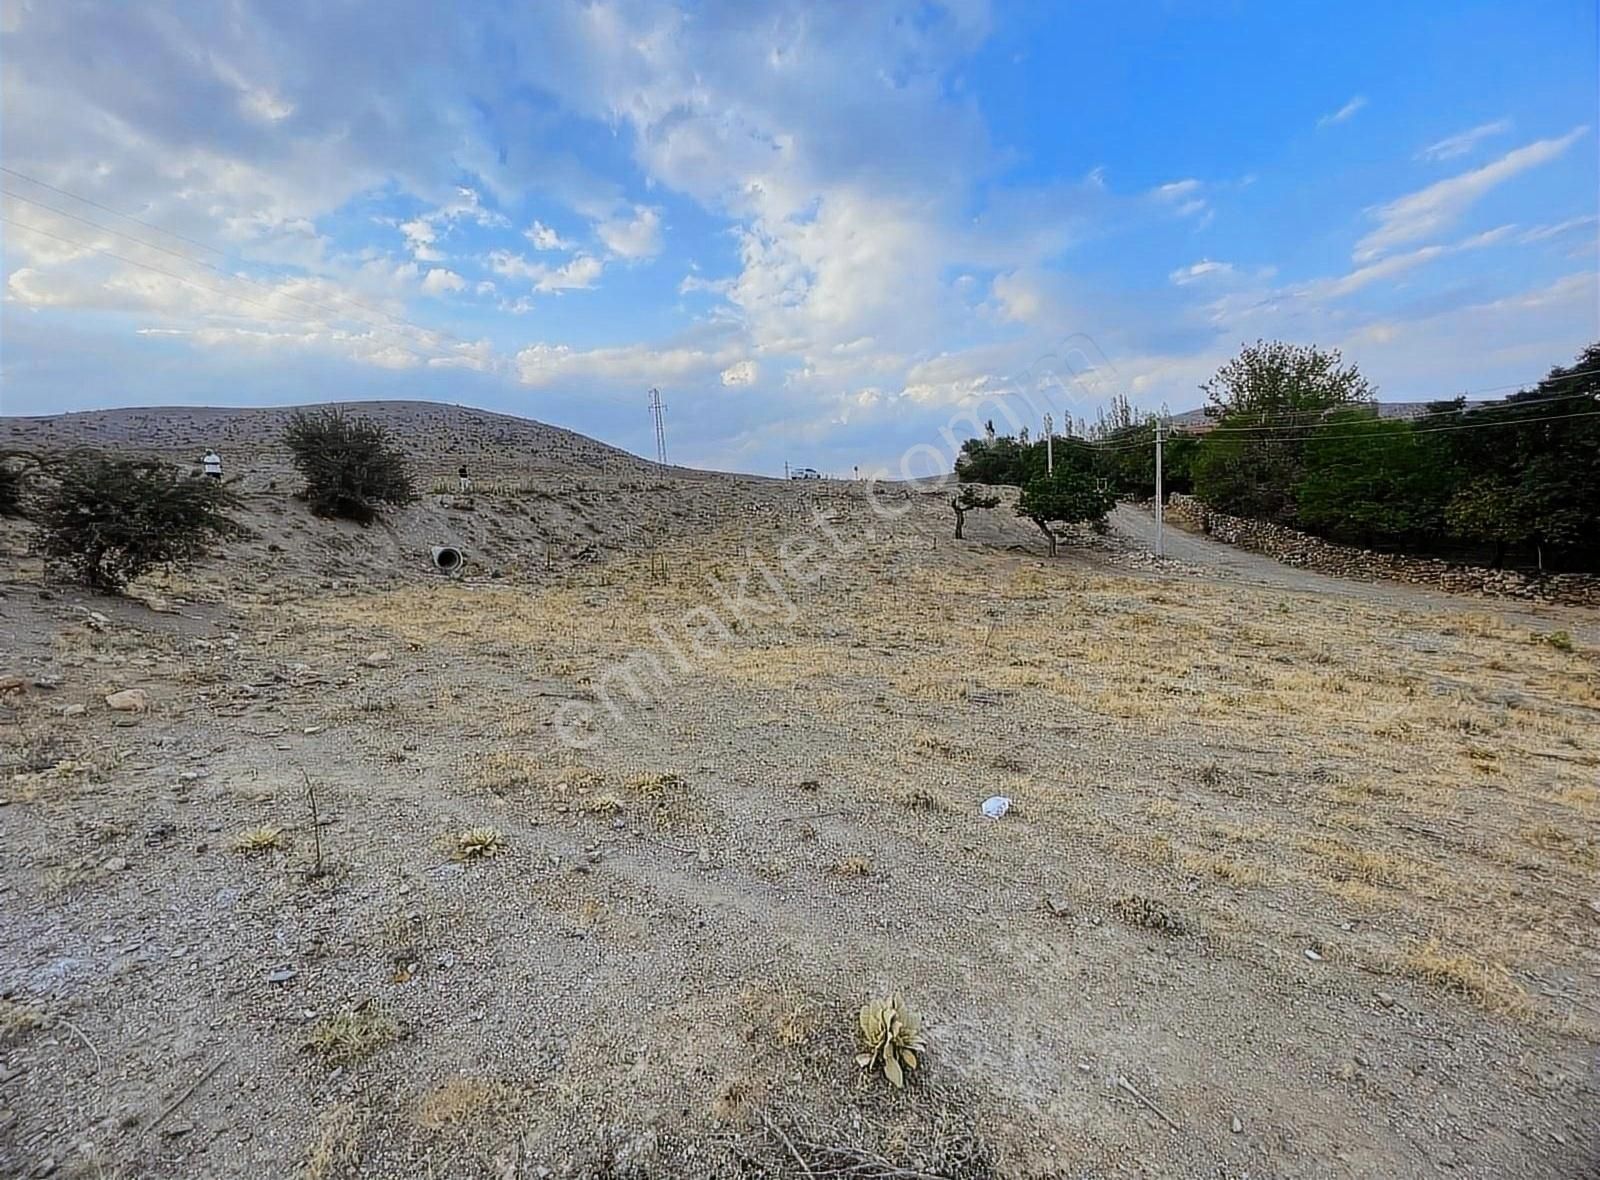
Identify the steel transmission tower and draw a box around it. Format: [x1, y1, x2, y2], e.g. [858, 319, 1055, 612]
[647, 387, 668, 465]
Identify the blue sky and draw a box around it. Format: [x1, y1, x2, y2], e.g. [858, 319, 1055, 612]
[2, 1, 1595, 475]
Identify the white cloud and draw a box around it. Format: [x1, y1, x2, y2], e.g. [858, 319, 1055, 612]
[421, 267, 465, 295]
[398, 219, 443, 262]
[720, 359, 758, 386]
[487, 250, 604, 293]
[1519, 215, 1598, 243]
[594, 204, 663, 260]
[1318, 96, 1367, 128]
[515, 339, 738, 388]
[1355, 127, 1589, 261]
[535, 254, 604, 293]
[1169, 260, 1235, 285]
[1150, 178, 1210, 222]
[1417, 118, 1512, 161]
[526, 220, 574, 251]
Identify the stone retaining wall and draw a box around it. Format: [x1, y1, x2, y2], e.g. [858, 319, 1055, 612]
[1162, 494, 1600, 608]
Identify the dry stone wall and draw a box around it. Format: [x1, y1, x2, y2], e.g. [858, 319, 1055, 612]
[1163, 494, 1600, 607]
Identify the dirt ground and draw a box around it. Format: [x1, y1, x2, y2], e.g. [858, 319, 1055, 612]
[2, 407, 1598, 1179]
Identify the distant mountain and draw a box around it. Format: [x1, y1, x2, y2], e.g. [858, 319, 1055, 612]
[1167, 400, 1497, 431]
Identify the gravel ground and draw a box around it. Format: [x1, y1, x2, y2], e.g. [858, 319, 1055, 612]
[2, 405, 1598, 1178]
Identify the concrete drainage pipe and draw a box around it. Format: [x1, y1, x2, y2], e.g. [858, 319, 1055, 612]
[430, 546, 464, 574]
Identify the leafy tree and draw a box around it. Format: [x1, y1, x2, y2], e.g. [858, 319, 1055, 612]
[1194, 341, 1376, 524]
[1094, 420, 1196, 499]
[949, 484, 1000, 538]
[1016, 466, 1116, 557]
[1294, 411, 1446, 546]
[1444, 475, 1532, 566]
[956, 434, 1032, 485]
[284, 409, 417, 524]
[1202, 339, 1375, 419]
[1425, 346, 1600, 568]
[32, 454, 246, 593]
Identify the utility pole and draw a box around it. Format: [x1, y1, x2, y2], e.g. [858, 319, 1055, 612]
[647, 387, 668, 465]
[1153, 411, 1165, 558]
[1043, 412, 1054, 474]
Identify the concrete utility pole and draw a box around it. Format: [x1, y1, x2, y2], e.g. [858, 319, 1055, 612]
[1153, 411, 1166, 558]
[1043, 412, 1054, 474]
[648, 387, 669, 465]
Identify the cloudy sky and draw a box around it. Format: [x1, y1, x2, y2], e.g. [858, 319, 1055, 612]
[1, 1, 1595, 474]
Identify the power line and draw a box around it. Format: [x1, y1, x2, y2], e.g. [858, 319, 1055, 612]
[2, 216, 460, 367]
[1176, 389, 1600, 437]
[0, 165, 229, 256]
[1165, 364, 1600, 429]
[1176, 408, 1600, 446]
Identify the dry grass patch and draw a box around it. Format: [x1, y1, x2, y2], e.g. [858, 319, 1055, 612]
[1112, 894, 1190, 936]
[1302, 837, 1429, 888]
[740, 981, 822, 1050]
[1183, 852, 1269, 887]
[305, 1006, 400, 1065]
[1402, 941, 1530, 1016]
[0, 999, 46, 1040]
[1520, 823, 1598, 867]
[830, 855, 875, 878]
[414, 1076, 516, 1133]
[232, 824, 283, 853]
[301, 1100, 369, 1180]
[454, 826, 507, 860]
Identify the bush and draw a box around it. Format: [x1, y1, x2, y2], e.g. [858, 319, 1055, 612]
[32, 454, 246, 592]
[0, 462, 24, 517]
[1016, 466, 1116, 557]
[284, 409, 417, 524]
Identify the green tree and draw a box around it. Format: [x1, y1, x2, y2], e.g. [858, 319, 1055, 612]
[284, 409, 418, 524]
[1016, 466, 1116, 557]
[1444, 475, 1532, 566]
[32, 454, 246, 593]
[1202, 339, 1375, 419]
[1294, 412, 1445, 546]
[1194, 341, 1376, 524]
[949, 484, 1000, 539]
[1431, 345, 1600, 569]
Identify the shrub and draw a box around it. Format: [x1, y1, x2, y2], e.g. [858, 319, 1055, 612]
[0, 462, 25, 517]
[32, 454, 245, 593]
[284, 409, 417, 524]
[1016, 466, 1116, 556]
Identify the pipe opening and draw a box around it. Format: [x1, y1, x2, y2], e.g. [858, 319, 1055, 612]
[431, 546, 464, 573]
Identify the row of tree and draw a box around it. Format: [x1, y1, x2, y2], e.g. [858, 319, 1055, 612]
[1, 409, 418, 591]
[956, 341, 1600, 571]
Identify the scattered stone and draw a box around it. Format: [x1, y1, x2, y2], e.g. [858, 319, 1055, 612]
[103, 856, 129, 872]
[105, 689, 149, 712]
[1376, 991, 1396, 1008]
[0, 676, 26, 694]
[1231, 1116, 1243, 1135]
[60, 704, 87, 718]
[360, 650, 393, 668]
[265, 966, 298, 984]
[1304, 948, 1323, 962]
[1042, 894, 1074, 918]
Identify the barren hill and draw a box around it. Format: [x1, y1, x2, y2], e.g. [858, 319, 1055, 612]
[0, 401, 817, 591]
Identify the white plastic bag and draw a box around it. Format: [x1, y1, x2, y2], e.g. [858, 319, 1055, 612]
[981, 795, 1011, 819]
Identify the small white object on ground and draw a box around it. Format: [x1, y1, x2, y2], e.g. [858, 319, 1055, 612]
[1304, 948, 1323, 961]
[981, 796, 1011, 819]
